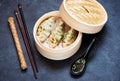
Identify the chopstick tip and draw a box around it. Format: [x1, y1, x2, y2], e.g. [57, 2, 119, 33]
[14, 10, 18, 15]
[18, 3, 22, 8]
[34, 73, 38, 79]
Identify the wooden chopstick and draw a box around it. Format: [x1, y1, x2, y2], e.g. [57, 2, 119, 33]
[8, 17, 28, 70]
[18, 3, 38, 73]
[14, 10, 37, 79]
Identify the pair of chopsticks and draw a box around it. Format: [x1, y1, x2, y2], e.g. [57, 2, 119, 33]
[14, 4, 38, 79]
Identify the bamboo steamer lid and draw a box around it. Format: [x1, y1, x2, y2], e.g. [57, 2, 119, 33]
[59, 0, 108, 34]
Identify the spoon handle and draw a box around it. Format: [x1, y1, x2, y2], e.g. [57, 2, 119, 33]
[83, 38, 96, 58]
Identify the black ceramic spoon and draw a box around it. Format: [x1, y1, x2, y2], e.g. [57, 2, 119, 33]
[70, 38, 96, 77]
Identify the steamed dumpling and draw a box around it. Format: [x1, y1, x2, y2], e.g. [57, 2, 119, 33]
[49, 17, 65, 48]
[62, 28, 77, 47]
[36, 17, 56, 43]
[36, 16, 78, 48]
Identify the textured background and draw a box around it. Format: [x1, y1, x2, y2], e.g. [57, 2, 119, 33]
[0, 0, 120, 81]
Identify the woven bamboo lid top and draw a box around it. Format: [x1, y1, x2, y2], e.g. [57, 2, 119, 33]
[65, 0, 106, 25]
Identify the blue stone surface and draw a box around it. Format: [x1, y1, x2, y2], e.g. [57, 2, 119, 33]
[0, 0, 120, 81]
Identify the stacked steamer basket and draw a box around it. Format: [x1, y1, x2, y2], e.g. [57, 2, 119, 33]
[33, 0, 108, 60]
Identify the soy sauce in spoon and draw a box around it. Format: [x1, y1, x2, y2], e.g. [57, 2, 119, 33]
[70, 38, 96, 77]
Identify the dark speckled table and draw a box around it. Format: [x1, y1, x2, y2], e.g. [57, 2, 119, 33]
[0, 0, 120, 81]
